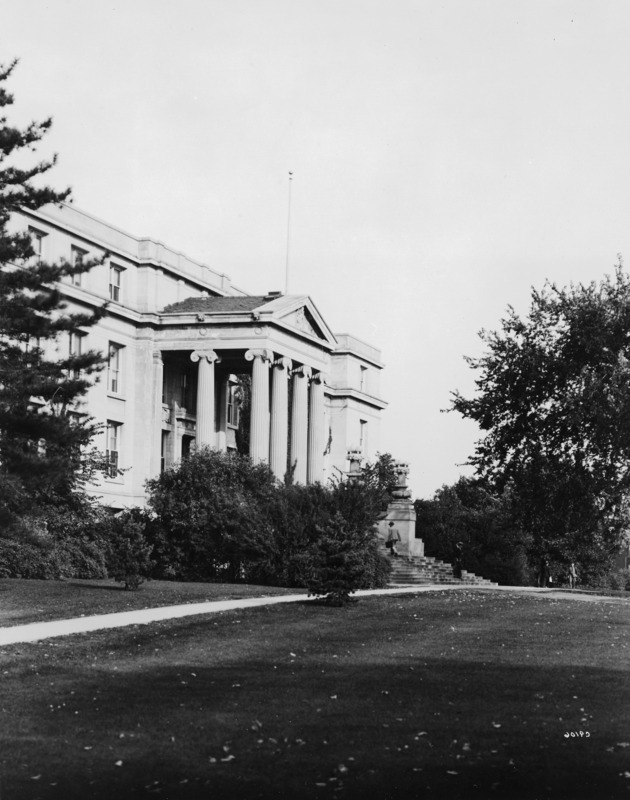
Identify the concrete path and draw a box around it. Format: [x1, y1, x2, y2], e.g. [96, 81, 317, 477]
[0, 584, 622, 647]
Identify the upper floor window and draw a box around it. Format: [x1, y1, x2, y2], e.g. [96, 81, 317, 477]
[359, 419, 368, 451]
[106, 420, 121, 478]
[68, 331, 85, 377]
[108, 342, 123, 394]
[29, 227, 47, 263]
[109, 264, 123, 302]
[227, 381, 242, 427]
[180, 369, 194, 411]
[70, 246, 88, 287]
[359, 365, 368, 392]
[68, 331, 84, 358]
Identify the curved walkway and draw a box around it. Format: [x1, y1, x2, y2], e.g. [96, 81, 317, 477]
[0, 584, 622, 647]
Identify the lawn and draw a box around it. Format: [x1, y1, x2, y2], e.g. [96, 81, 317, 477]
[0, 587, 629, 799]
[0, 578, 297, 627]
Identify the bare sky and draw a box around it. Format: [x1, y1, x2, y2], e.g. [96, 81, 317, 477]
[4, 1, 630, 497]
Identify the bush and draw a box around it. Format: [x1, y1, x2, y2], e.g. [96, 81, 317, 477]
[144, 448, 390, 594]
[105, 511, 154, 590]
[599, 568, 630, 592]
[298, 512, 389, 604]
[145, 448, 278, 582]
[0, 520, 107, 580]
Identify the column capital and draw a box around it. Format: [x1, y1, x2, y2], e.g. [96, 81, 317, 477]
[310, 371, 327, 385]
[245, 348, 274, 364]
[153, 350, 163, 366]
[292, 364, 312, 380]
[272, 356, 293, 371]
[191, 349, 221, 365]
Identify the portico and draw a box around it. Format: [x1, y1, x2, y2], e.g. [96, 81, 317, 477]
[154, 294, 340, 484]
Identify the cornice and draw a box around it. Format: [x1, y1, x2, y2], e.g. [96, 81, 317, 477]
[324, 386, 388, 410]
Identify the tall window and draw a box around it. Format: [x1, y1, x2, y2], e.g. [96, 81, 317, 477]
[161, 431, 168, 473]
[227, 382, 242, 427]
[68, 331, 84, 378]
[109, 264, 123, 301]
[29, 227, 46, 263]
[360, 365, 368, 392]
[180, 370, 194, 410]
[108, 343, 122, 394]
[70, 246, 87, 287]
[69, 331, 83, 357]
[106, 421, 121, 478]
[359, 419, 368, 452]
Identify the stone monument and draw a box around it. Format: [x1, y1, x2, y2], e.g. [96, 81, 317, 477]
[378, 461, 422, 557]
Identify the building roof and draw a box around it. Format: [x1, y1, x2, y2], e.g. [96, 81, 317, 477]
[161, 295, 278, 314]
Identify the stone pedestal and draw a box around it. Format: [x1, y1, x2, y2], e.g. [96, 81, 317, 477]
[378, 461, 423, 557]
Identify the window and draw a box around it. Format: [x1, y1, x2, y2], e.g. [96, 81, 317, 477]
[360, 365, 368, 392]
[108, 343, 123, 394]
[29, 227, 46, 263]
[359, 419, 368, 451]
[68, 331, 84, 378]
[70, 246, 87, 286]
[181, 434, 194, 459]
[161, 431, 168, 473]
[227, 382, 242, 427]
[106, 421, 121, 478]
[69, 331, 83, 357]
[180, 370, 194, 410]
[109, 264, 123, 301]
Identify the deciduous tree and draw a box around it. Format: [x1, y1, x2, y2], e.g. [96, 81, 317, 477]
[452, 264, 630, 578]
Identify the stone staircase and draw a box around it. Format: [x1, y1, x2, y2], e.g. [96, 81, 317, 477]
[387, 554, 498, 588]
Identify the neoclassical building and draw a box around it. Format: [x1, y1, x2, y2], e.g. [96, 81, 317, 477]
[10, 203, 387, 509]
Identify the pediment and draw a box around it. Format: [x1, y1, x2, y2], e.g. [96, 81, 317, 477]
[281, 306, 321, 338]
[256, 294, 337, 347]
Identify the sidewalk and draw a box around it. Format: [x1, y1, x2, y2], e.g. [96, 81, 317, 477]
[0, 584, 621, 647]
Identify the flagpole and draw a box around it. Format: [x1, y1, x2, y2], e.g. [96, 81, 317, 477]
[285, 171, 293, 294]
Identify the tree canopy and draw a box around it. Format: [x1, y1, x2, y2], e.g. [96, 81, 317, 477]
[0, 59, 105, 516]
[451, 264, 630, 576]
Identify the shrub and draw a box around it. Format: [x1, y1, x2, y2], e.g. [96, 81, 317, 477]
[0, 503, 108, 580]
[144, 448, 390, 594]
[298, 512, 388, 604]
[105, 511, 154, 590]
[145, 448, 278, 581]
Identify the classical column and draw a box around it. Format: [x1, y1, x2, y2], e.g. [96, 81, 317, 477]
[152, 350, 164, 476]
[290, 365, 311, 484]
[191, 349, 221, 448]
[245, 348, 273, 464]
[269, 356, 292, 480]
[307, 372, 326, 484]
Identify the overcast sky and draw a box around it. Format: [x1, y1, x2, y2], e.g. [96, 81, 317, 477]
[4, 1, 630, 497]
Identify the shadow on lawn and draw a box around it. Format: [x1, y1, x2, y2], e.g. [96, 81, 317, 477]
[66, 581, 128, 592]
[2, 639, 629, 800]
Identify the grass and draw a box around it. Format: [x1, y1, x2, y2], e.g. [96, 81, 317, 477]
[0, 586, 629, 799]
[0, 578, 298, 627]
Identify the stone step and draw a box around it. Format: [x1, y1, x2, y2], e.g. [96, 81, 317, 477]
[386, 552, 498, 588]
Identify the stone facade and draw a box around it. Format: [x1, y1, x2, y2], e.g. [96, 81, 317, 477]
[9, 203, 388, 509]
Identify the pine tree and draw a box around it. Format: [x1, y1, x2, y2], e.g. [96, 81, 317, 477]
[0, 59, 106, 514]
